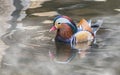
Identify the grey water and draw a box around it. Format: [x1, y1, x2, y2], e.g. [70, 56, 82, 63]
[0, 0, 120, 75]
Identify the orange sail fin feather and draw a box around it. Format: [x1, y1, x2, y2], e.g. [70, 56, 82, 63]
[77, 19, 93, 33]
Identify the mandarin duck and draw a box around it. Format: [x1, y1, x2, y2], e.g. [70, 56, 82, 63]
[50, 15, 103, 45]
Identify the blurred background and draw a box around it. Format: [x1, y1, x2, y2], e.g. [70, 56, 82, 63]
[0, 0, 120, 75]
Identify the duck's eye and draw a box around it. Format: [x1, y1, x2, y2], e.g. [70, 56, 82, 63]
[58, 22, 61, 24]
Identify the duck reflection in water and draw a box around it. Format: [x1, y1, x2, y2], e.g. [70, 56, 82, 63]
[49, 41, 93, 64]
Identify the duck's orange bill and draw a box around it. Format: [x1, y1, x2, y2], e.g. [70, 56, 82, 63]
[49, 26, 57, 32]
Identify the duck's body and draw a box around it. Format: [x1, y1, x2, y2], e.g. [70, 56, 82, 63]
[73, 31, 94, 42]
[50, 15, 103, 44]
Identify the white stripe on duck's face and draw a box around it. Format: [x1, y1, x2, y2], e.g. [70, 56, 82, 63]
[56, 18, 71, 24]
[55, 18, 72, 28]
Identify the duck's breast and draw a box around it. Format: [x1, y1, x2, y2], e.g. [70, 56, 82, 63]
[58, 24, 74, 39]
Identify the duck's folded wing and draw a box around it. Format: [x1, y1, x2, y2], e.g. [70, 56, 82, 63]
[77, 19, 93, 33]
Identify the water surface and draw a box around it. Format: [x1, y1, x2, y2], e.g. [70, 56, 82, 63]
[0, 0, 120, 75]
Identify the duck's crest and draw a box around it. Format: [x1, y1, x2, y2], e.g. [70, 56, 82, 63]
[53, 15, 62, 24]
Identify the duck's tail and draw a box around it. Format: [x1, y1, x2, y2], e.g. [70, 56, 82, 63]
[91, 20, 103, 36]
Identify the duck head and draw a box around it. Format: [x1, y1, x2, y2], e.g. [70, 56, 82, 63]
[50, 15, 77, 33]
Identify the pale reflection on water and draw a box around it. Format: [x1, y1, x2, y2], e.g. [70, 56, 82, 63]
[0, 0, 120, 75]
